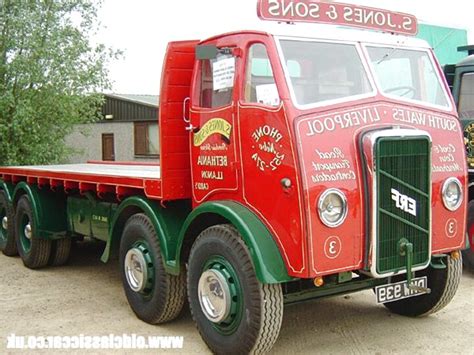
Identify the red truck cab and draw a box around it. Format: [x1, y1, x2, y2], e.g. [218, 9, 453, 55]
[182, 25, 466, 279]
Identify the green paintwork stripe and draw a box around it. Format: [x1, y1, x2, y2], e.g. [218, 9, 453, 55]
[379, 170, 429, 198]
[379, 208, 429, 234]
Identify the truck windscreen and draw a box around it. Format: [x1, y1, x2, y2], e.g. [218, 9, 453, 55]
[366, 46, 450, 108]
[278, 39, 373, 107]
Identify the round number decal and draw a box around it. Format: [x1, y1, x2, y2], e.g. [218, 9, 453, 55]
[445, 218, 457, 239]
[324, 236, 342, 259]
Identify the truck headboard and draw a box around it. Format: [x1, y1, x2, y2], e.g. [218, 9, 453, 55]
[159, 40, 199, 200]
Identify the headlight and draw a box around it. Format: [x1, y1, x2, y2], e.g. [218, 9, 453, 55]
[318, 189, 348, 227]
[442, 177, 463, 211]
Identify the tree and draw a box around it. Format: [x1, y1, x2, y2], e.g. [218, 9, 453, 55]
[0, 0, 118, 165]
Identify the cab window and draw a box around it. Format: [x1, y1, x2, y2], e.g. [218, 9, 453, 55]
[367, 46, 449, 108]
[198, 54, 236, 108]
[279, 40, 372, 106]
[244, 43, 280, 107]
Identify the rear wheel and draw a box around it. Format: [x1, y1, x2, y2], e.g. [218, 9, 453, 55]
[15, 195, 52, 269]
[49, 238, 72, 266]
[0, 191, 17, 256]
[187, 225, 283, 355]
[382, 253, 462, 317]
[119, 213, 186, 324]
[462, 200, 474, 269]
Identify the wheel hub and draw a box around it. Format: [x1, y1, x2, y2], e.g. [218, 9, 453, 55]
[1, 216, 7, 230]
[24, 223, 32, 240]
[198, 269, 232, 323]
[124, 248, 148, 293]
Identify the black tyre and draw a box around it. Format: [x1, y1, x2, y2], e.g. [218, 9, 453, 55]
[119, 213, 185, 324]
[187, 225, 283, 355]
[0, 190, 17, 256]
[15, 195, 52, 269]
[49, 238, 72, 266]
[462, 200, 474, 269]
[382, 253, 462, 317]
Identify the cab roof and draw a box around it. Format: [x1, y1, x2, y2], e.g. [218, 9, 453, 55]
[200, 22, 430, 49]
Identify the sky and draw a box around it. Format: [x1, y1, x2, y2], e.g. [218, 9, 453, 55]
[96, 0, 474, 95]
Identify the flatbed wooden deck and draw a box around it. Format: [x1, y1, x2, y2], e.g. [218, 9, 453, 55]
[0, 163, 163, 199]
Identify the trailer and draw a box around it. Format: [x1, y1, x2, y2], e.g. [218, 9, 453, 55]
[0, 1, 468, 353]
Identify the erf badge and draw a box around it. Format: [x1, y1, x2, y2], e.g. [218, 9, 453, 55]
[464, 122, 474, 167]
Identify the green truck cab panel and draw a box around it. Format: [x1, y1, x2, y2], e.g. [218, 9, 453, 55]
[12, 182, 67, 239]
[101, 196, 191, 274]
[176, 201, 293, 284]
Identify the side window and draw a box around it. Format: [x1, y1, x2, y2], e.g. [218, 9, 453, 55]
[244, 44, 280, 107]
[198, 54, 236, 108]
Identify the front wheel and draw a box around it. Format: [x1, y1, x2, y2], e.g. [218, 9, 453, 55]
[119, 213, 186, 324]
[382, 253, 462, 317]
[187, 225, 283, 355]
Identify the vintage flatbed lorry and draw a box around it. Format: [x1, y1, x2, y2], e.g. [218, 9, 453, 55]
[444, 46, 474, 269]
[0, 1, 468, 353]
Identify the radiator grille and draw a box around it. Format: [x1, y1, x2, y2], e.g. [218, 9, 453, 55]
[375, 136, 431, 274]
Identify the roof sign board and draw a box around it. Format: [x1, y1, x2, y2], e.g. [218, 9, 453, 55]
[257, 0, 418, 36]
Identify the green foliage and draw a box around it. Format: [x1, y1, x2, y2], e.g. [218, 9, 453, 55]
[0, 0, 119, 165]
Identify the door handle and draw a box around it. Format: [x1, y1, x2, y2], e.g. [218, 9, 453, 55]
[183, 97, 190, 124]
[182, 97, 196, 131]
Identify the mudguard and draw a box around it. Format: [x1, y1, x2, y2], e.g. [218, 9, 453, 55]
[102, 196, 190, 274]
[175, 201, 293, 284]
[12, 182, 67, 239]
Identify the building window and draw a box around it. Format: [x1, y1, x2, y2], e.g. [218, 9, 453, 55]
[134, 122, 159, 156]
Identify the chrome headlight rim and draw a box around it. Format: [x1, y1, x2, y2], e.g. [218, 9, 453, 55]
[317, 188, 348, 228]
[441, 177, 463, 211]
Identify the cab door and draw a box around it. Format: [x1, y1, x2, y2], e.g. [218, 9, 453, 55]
[238, 42, 307, 276]
[188, 45, 239, 204]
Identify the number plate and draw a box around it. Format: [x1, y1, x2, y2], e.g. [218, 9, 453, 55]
[375, 276, 428, 304]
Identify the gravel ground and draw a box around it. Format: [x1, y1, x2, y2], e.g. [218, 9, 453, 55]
[0, 240, 473, 354]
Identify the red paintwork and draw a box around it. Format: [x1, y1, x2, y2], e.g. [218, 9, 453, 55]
[159, 40, 199, 200]
[0, 28, 466, 280]
[257, 0, 418, 36]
